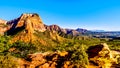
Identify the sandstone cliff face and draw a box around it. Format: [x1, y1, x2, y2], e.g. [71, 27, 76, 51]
[7, 13, 46, 35]
[87, 43, 120, 68]
[0, 13, 66, 45]
[6, 13, 47, 43]
[45, 24, 67, 34]
[45, 25, 87, 36]
[0, 19, 8, 35]
[0, 19, 7, 24]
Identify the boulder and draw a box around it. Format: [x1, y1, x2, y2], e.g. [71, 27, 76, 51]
[87, 43, 120, 68]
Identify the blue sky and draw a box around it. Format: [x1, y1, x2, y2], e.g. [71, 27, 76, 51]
[0, 0, 120, 31]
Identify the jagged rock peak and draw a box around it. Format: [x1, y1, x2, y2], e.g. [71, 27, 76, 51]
[20, 13, 40, 19]
[19, 13, 46, 32]
[7, 13, 46, 35]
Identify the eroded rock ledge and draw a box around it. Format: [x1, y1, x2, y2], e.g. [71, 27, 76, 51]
[18, 51, 76, 68]
[87, 43, 120, 68]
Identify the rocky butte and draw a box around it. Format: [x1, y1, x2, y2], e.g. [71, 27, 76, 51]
[7, 13, 46, 34]
[6, 13, 47, 43]
[0, 13, 64, 45]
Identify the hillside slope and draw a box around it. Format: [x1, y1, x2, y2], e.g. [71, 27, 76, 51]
[6, 13, 65, 45]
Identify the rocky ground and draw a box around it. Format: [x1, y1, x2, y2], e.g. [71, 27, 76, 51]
[15, 43, 120, 68]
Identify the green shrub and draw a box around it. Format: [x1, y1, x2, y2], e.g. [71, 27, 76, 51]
[10, 41, 36, 58]
[0, 54, 18, 68]
[53, 42, 89, 68]
[0, 36, 11, 52]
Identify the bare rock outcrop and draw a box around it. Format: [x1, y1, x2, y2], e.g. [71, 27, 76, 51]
[0, 19, 9, 35]
[45, 25, 88, 37]
[7, 13, 46, 35]
[6, 13, 47, 43]
[0, 19, 7, 24]
[45, 24, 67, 34]
[87, 43, 120, 68]
[18, 51, 76, 68]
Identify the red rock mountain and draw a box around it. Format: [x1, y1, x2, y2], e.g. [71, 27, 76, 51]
[6, 13, 48, 43]
[0, 13, 88, 43]
[45, 25, 88, 36]
[4, 13, 64, 44]
[7, 13, 46, 35]
[0, 13, 88, 37]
